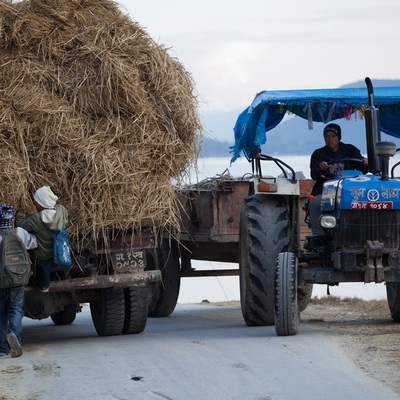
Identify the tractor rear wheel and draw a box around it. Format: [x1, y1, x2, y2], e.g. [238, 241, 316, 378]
[239, 195, 290, 326]
[274, 251, 300, 336]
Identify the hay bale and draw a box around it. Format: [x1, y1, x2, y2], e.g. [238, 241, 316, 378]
[0, 0, 202, 245]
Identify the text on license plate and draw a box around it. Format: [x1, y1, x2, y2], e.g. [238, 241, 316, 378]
[111, 250, 145, 273]
[351, 201, 393, 210]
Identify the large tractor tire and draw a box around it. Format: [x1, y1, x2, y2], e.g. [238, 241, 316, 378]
[123, 284, 148, 334]
[147, 239, 181, 317]
[90, 287, 125, 336]
[239, 195, 290, 326]
[386, 282, 400, 322]
[51, 304, 77, 326]
[274, 252, 300, 336]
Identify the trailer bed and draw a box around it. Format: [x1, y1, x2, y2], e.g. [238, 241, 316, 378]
[176, 176, 314, 276]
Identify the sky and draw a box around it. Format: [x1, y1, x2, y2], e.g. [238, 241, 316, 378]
[116, 0, 400, 114]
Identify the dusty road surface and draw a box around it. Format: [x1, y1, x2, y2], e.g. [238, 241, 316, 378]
[0, 298, 399, 400]
[301, 296, 400, 396]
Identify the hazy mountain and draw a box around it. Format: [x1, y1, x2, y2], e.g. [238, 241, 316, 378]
[200, 79, 400, 158]
[200, 137, 233, 158]
[340, 79, 400, 89]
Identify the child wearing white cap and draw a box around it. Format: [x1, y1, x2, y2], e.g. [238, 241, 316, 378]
[15, 186, 69, 292]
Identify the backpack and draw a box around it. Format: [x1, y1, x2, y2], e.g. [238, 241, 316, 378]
[0, 231, 32, 288]
[49, 228, 72, 266]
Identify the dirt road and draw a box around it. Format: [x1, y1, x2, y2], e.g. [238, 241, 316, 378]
[0, 298, 399, 399]
[211, 296, 400, 397]
[301, 296, 400, 395]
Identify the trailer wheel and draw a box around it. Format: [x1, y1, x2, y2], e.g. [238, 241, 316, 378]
[147, 239, 181, 317]
[90, 287, 125, 336]
[386, 282, 400, 322]
[239, 195, 290, 326]
[274, 252, 299, 336]
[298, 283, 313, 312]
[123, 284, 148, 334]
[50, 304, 77, 325]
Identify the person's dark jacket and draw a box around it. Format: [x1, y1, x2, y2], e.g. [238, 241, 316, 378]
[310, 142, 368, 196]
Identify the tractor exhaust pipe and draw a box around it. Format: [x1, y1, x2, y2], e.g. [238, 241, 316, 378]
[365, 77, 381, 173]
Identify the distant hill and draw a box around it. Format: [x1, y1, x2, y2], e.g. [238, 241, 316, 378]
[340, 79, 400, 89]
[200, 137, 232, 158]
[200, 79, 400, 157]
[200, 117, 371, 158]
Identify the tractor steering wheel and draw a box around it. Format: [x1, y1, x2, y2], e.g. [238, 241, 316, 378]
[327, 158, 365, 165]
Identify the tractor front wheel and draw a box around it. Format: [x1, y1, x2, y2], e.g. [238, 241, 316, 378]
[386, 282, 400, 322]
[274, 252, 300, 336]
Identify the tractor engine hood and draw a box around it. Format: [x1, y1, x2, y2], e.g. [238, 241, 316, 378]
[321, 175, 400, 213]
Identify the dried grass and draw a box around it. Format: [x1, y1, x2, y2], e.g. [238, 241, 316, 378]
[0, 0, 202, 247]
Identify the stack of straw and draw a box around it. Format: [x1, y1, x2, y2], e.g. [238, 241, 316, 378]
[0, 0, 202, 246]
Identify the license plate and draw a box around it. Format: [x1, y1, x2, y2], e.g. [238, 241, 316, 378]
[111, 250, 145, 273]
[351, 201, 393, 210]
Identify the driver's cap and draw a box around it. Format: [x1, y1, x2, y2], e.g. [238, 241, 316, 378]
[323, 123, 341, 140]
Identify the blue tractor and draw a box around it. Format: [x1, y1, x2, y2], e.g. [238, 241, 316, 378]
[233, 78, 400, 335]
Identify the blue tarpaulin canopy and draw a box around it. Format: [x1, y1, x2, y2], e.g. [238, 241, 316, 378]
[230, 87, 400, 163]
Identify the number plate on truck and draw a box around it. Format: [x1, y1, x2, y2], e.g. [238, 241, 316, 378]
[351, 201, 393, 210]
[111, 250, 145, 273]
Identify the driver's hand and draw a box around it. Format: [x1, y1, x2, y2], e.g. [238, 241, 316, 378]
[363, 157, 368, 166]
[319, 161, 329, 170]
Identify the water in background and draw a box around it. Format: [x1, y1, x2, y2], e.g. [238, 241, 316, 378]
[191, 154, 312, 182]
[178, 261, 387, 304]
[178, 155, 392, 304]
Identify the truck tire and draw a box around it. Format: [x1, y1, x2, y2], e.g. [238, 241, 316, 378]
[298, 283, 313, 312]
[274, 252, 299, 336]
[386, 282, 400, 322]
[147, 239, 181, 317]
[50, 304, 77, 325]
[90, 287, 125, 336]
[239, 195, 290, 326]
[123, 284, 148, 334]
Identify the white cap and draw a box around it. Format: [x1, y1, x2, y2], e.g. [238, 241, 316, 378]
[34, 186, 58, 209]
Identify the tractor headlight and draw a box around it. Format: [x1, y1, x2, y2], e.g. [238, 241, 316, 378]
[320, 215, 336, 229]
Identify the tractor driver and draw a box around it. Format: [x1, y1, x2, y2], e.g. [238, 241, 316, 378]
[306, 123, 368, 249]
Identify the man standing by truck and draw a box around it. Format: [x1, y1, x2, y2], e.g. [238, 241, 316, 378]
[0, 204, 38, 358]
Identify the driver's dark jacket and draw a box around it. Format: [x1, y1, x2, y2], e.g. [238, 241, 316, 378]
[310, 142, 368, 196]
